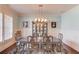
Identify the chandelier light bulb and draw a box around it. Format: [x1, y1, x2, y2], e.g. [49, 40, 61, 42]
[41, 18, 43, 22]
[34, 18, 47, 22]
[44, 19, 47, 22]
[38, 18, 40, 22]
[35, 18, 37, 22]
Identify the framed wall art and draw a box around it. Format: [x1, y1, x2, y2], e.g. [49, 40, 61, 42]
[23, 21, 28, 28]
[51, 22, 56, 28]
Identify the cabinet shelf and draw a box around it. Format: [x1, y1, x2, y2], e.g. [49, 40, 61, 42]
[32, 21, 48, 37]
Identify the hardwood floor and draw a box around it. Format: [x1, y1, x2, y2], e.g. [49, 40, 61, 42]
[0, 42, 79, 54]
[63, 43, 79, 54]
[0, 43, 16, 54]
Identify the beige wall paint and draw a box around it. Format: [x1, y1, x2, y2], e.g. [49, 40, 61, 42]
[0, 5, 19, 52]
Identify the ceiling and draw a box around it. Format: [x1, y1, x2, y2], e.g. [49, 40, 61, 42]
[9, 4, 77, 15]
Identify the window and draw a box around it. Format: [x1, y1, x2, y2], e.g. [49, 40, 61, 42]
[0, 13, 13, 42]
[0, 13, 3, 42]
[4, 15, 13, 40]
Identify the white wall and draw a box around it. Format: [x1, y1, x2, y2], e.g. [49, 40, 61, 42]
[61, 5, 79, 51]
[19, 14, 61, 38]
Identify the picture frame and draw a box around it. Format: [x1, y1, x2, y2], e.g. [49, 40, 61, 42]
[51, 22, 56, 28]
[23, 21, 28, 28]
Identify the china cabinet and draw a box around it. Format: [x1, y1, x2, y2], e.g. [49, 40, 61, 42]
[32, 21, 48, 37]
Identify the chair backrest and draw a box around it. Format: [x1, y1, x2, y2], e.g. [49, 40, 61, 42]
[30, 39, 35, 43]
[43, 36, 49, 42]
[46, 39, 51, 43]
[29, 37, 38, 49]
[32, 36, 37, 42]
[15, 31, 22, 38]
[27, 36, 32, 42]
[58, 33, 63, 40]
[48, 36, 53, 42]
[54, 33, 63, 52]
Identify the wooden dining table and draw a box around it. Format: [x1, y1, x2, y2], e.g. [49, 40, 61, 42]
[16, 36, 63, 54]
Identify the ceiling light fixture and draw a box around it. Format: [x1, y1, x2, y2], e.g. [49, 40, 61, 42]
[34, 5, 47, 22]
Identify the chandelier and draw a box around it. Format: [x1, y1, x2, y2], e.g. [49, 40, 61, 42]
[35, 18, 47, 22]
[34, 5, 47, 22]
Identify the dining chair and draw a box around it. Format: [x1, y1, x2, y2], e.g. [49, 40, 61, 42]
[27, 36, 39, 54]
[54, 33, 63, 53]
[42, 36, 53, 54]
[15, 30, 22, 53]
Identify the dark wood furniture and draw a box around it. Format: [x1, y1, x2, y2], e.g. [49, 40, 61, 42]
[32, 21, 48, 37]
